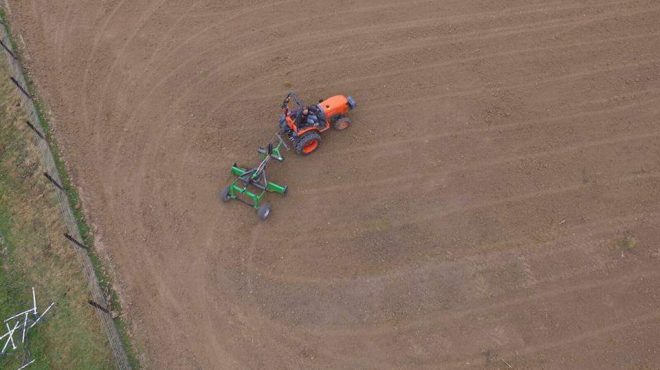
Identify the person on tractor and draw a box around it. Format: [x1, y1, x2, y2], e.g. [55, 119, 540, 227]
[300, 107, 309, 125]
[297, 106, 320, 128]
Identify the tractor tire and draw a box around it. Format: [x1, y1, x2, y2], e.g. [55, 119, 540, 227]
[257, 203, 272, 220]
[333, 117, 351, 131]
[220, 186, 231, 202]
[295, 131, 321, 155]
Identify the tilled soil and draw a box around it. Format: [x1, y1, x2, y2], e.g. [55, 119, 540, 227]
[7, 0, 660, 368]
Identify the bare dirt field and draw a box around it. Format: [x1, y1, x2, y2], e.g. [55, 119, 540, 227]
[6, 0, 660, 368]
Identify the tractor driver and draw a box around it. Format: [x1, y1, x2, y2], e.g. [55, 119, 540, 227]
[299, 106, 320, 127]
[300, 107, 309, 124]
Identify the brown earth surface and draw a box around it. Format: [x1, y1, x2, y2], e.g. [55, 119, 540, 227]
[6, 0, 660, 368]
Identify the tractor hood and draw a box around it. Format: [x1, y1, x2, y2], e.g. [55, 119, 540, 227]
[319, 95, 355, 118]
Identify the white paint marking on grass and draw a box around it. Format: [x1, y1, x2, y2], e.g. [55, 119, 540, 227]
[1, 321, 20, 353]
[17, 359, 35, 370]
[31, 287, 37, 314]
[30, 302, 55, 328]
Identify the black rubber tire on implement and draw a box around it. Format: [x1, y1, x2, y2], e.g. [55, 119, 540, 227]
[294, 131, 322, 155]
[333, 117, 351, 131]
[220, 186, 231, 202]
[257, 203, 272, 221]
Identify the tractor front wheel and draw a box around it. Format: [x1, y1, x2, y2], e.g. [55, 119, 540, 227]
[257, 203, 272, 220]
[220, 186, 231, 202]
[333, 117, 351, 131]
[295, 132, 321, 155]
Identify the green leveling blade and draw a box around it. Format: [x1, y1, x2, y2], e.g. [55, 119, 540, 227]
[219, 134, 288, 220]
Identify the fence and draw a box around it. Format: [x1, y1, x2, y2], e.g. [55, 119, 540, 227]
[0, 5, 132, 370]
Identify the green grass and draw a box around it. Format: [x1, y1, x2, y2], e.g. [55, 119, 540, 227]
[0, 35, 123, 370]
[0, 8, 140, 368]
[616, 232, 638, 251]
[0, 10, 139, 369]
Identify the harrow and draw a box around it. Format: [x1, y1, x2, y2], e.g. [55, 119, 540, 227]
[219, 135, 288, 220]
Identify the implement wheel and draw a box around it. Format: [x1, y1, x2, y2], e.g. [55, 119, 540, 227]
[257, 203, 272, 220]
[333, 117, 351, 131]
[295, 131, 321, 155]
[219, 186, 231, 202]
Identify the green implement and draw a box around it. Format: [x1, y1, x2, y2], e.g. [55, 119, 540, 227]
[220, 134, 288, 220]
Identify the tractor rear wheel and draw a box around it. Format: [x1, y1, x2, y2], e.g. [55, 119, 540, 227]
[333, 117, 351, 130]
[220, 186, 231, 202]
[295, 131, 321, 155]
[257, 203, 272, 220]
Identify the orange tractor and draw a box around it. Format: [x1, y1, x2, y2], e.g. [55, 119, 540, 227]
[279, 92, 356, 154]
